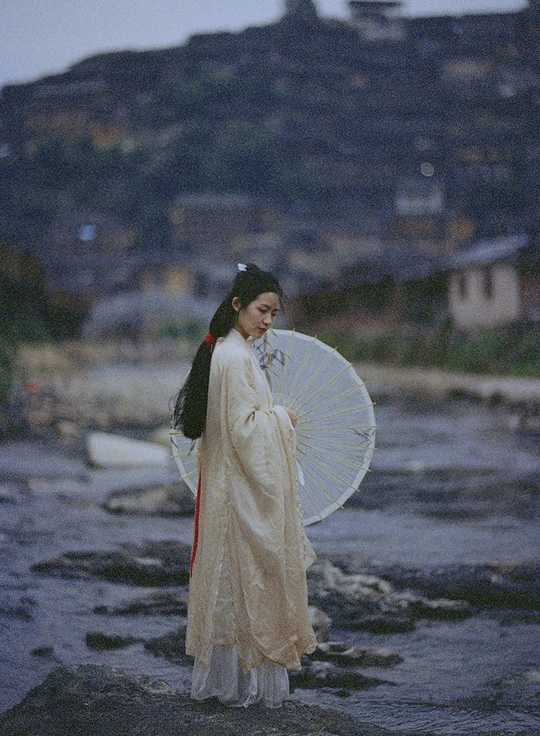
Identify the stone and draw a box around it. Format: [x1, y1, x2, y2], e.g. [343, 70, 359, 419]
[94, 589, 188, 616]
[30, 645, 55, 658]
[27, 478, 89, 496]
[148, 426, 173, 448]
[56, 421, 81, 439]
[85, 632, 140, 650]
[0, 664, 395, 735]
[0, 483, 19, 503]
[144, 626, 192, 665]
[103, 484, 195, 516]
[418, 597, 472, 619]
[0, 604, 33, 621]
[308, 605, 332, 641]
[290, 660, 393, 691]
[348, 615, 416, 634]
[307, 560, 472, 629]
[364, 561, 540, 611]
[313, 643, 403, 668]
[32, 540, 192, 587]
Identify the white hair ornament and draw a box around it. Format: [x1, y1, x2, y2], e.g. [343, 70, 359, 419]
[237, 263, 247, 272]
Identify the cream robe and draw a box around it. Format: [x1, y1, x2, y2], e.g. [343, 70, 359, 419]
[186, 328, 317, 673]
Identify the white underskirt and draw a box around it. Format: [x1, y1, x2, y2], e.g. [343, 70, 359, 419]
[191, 644, 290, 708]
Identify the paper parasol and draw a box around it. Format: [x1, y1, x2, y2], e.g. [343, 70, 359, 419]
[171, 329, 376, 525]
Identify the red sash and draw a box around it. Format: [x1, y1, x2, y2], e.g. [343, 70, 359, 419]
[190, 471, 202, 576]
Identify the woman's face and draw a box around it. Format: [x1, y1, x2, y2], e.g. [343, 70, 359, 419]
[233, 292, 281, 340]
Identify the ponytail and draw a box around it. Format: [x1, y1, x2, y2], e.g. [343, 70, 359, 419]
[171, 264, 283, 439]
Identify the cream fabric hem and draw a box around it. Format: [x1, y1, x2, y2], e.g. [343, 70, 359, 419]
[191, 644, 290, 708]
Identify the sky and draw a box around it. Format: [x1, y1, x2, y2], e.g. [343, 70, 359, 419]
[0, 0, 528, 89]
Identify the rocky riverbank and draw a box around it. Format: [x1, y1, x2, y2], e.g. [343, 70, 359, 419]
[2, 532, 540, 734]
[22, 539, 474, 673]
[3, 534, 540, 735]
[1, 372, 539, 734]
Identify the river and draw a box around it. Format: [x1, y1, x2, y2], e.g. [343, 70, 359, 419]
[0, 396, 539, 735]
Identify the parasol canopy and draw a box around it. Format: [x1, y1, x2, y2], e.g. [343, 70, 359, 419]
[171, 329, 376, 525]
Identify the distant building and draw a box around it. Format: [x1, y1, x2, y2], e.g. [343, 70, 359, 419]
[394, 178, 444, 218]
[284, 0, 319, 20]
[82, 290, 218, 339]
[169, 193, 280, 257]
[348, 0, 405, 42]
[46, 212, 139, 297]
[138, 261, 194, 295]
[447, 235, 540, 330]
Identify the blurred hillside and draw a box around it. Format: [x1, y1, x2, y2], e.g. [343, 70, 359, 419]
[1, 1, 539, 291]
[1, 0, 540, 391]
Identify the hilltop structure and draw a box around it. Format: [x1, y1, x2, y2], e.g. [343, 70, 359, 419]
[284, 0, 319, 19]
[348, 1, 405, 41]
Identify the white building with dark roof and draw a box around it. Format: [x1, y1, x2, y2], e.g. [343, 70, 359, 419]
[447, 234, 540, 330]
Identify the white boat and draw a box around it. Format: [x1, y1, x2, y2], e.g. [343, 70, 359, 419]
[87, 431, 171, 468]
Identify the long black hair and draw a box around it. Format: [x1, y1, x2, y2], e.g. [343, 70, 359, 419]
[171, 264, 283, 439]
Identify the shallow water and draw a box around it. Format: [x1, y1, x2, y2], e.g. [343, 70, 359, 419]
[0, 397, 539, 735]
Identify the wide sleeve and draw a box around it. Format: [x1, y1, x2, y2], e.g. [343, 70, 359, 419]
[221, 353, 294, 500]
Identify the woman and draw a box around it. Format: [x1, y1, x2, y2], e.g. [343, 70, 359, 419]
[173, 263, 317, 708]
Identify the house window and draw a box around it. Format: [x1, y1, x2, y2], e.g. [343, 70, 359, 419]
[483, 268, 493, 299]
[78, 224, 97, 241]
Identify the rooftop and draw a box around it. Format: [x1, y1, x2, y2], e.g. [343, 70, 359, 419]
[447, 235, 529, 269]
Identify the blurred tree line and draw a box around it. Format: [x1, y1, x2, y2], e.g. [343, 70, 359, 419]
[0, 246, 88, 430]
[322, 322, 540, 379]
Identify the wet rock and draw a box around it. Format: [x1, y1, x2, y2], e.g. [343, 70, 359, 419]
[348, 615, 415, 634]
[103, 483, 194, 516]
[94, 589, 189, 616]
[524, 668, 540, 683]
[312, 643, 403, 668]
[148, 426, 172, 448]
[307, 560, 471, 630]
[0, 604, 34, 621]
[308, 605, 332, 642]
[290, 660, 394, 691]
[143, 626, 193, 665]
[416, 597, 472, 619]
[31, 645, 55, 658]
[362, 561, 540, 611]
[56, 420, 82, 439]
[456, 666, 540, 713]
[0, 664, 395, 736]
[0, 483, 19, 503]
[32, 540, 192, 587]
[27, 478, 90, 496]
[86, 632, 140, 650]
[499, 610, 540, 625]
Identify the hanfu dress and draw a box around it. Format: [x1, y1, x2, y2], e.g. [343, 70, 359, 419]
[186, 328, 317, 707]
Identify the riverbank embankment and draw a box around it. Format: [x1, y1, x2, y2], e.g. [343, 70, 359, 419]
[357, 362, 540, 410]
[9, 340, 540, 436]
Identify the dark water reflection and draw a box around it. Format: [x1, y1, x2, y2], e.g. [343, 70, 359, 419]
[0, 397, 539, 734]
